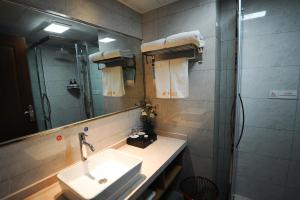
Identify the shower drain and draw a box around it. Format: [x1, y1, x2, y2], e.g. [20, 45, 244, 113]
[98, 178, 108, 184]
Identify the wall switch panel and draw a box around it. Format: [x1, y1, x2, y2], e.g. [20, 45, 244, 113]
[269, 90, 297, 99]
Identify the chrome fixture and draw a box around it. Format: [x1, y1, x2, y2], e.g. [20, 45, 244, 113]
[79, 132, 95, 161]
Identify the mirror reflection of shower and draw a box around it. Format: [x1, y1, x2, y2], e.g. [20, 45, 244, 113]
[75, 43, 94, 119]
[27, 36, 94, 131]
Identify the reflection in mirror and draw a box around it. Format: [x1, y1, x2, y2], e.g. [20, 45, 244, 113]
[0, 1, 144, 143]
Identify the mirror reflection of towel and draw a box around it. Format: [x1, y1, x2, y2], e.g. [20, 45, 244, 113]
[101, 66, 125, 97]
[124, 68, 136, 87]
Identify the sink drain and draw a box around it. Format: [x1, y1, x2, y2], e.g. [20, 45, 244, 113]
[98, 178, 108, 184]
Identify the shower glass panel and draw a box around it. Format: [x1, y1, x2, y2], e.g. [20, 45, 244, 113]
[232, 0, 300, 199]
[28, 37, 93, 131]
[27, 47, 51, 131]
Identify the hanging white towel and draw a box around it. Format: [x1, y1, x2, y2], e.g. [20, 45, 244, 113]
[101, 66, 125, 97]
[170, 58, 189, 99]
[154, 60, 171, 99]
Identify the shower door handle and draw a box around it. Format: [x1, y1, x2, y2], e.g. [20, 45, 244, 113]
[24, 104, 35, 122]
[236, 93, 245, 148]
[42, 93, 51, 122]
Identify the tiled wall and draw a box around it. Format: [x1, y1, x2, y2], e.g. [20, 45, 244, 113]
[234, 0, 300, 199]
[0, 108, 141, 198]
[142, 0, 220, 182]
[9, 0, 142, 38]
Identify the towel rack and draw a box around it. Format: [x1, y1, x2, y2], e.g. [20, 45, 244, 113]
[143, 44, 203, 64]
[93, 56, 136, 70]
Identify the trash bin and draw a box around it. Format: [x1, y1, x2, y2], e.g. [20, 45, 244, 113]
[180, 176, 219, 200]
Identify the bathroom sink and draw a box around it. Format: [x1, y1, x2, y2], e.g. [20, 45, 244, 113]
[57, 149, 143, 200]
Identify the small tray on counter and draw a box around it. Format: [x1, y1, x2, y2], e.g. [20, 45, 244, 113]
[126, 134, 157, 149]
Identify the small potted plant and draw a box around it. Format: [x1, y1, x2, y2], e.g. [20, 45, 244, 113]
[140, 100, 157, 141]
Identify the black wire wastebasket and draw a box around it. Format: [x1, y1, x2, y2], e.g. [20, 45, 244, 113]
[180, 176, 219, 200]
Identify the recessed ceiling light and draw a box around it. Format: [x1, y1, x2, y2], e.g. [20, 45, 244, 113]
[99, 37, 116, 43]
[44, 23, 71, 34]
[243, 11, 266, 21]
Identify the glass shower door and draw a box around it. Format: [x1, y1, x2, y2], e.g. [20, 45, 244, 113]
[27, 47, 52, 131]
[232, 0, 300, 199]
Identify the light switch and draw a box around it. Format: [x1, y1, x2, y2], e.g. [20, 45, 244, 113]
[269, 90, 297, 99]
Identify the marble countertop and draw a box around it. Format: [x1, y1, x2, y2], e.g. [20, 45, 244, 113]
[24, 135, 187, 200]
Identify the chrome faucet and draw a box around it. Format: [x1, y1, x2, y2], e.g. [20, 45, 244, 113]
[79, 132, 95, 161]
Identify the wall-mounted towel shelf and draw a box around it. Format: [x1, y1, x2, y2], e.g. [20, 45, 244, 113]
[93, 56, 136, 70]
[143, 44, 203, 63]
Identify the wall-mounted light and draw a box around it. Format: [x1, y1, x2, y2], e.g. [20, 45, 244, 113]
[44, 23, 71, 34]
[99, 37, 116, 43]
[243, 11, 266, 21]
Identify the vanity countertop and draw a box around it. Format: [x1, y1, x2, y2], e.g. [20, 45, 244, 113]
[24, 135, 187, 200]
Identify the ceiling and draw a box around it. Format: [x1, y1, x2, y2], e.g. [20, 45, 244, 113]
[118, 0, 179, 13]
[0, 1, 113, 48]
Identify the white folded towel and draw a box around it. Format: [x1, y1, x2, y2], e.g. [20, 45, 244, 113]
[165, 30, 205, 48]
[89, 52, 104, 62]
[103, 49, 132, 59]
[101, 66, 125, 97]
[154, 60, 171, 99]
[170, 58, 189, 98]
[141, 39, 166, 52]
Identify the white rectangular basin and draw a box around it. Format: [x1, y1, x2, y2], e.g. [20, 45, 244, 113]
[57, 148, 143, 200]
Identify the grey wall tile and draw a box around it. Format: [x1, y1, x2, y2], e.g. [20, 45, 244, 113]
[291, 133, 300, 162]
[242, 98, 297, 130]
[295, 101, 300, 131]
[283, 187, 300, 200]
[235, 176, 284, 200]
[236, 152, 289, 185]
[220, 6, 236, 41]
[43, 65, 76, 82]
[241, 67, 299, 99]
[51, 105, 82, 127]
[157, 0, 214, 20]
[188, 129, 214, 158]
[46, 80, 70, 96]
[238, 127, 293, 160]
[286, 161, 300, 189]
[188, 69, 216, 101]
[242, 31, 300, 68]
[242, 0, 300, 36]
[157, 2, 217, 38]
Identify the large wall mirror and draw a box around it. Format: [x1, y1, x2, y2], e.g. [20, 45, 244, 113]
[0, 0, 144, 144]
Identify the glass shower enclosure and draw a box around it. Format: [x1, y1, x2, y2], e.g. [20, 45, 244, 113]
[27, 36, 95, 131]
[231, 0, 300, 199]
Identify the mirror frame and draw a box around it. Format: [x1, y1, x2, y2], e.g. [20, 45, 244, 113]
[0, 0, 145, 147]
